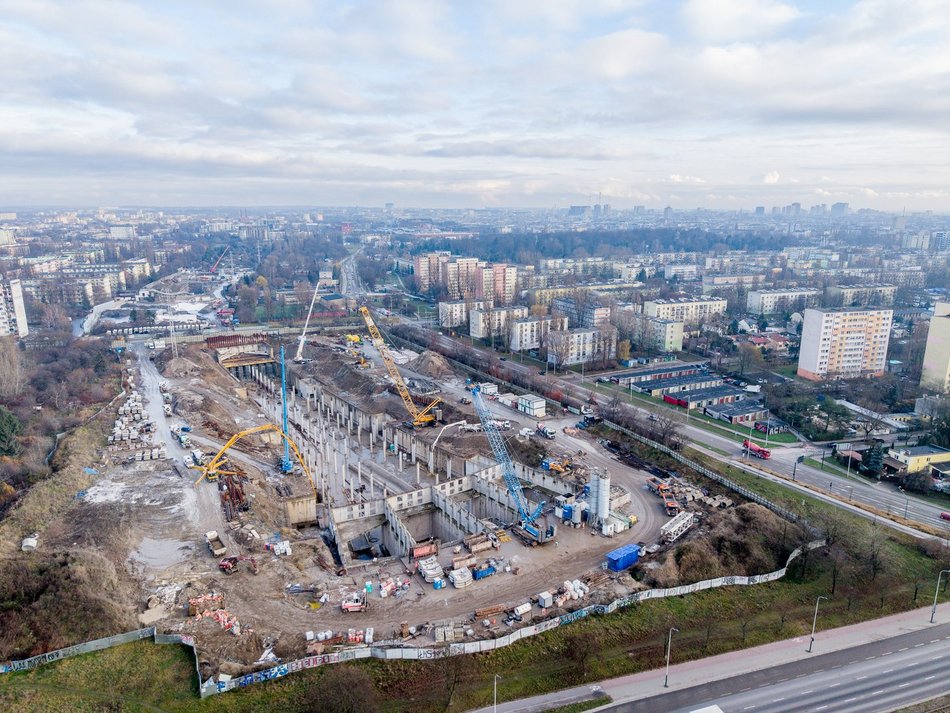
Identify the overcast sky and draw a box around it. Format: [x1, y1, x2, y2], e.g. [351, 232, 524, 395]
[2, 0, 949, 211]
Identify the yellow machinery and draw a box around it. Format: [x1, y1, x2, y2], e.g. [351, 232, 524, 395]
[193, 423, 318, 501]
[344, 334, 362, 344]
[358, 306, 441, 427]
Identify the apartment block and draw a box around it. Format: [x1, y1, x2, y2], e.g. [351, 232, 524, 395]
[633, 316, 684, 353]
[0, 279, 29, 338]
[797, 308, 892, 381]
[412, 251, 450, 292]
[824, 284, 896, 307]
[920, 302, 950, 393]
[476, 263, 518, 305]
[547, 326, 618, 366]
[643, 296, 728, 324]
[661, 264, 699, 280]
[508, 314, 568, 352]
[469, 306, 529, 340]
[441, 257, 482, 300]
[701, 273, 766, 292]
[550, 296, 611, 328]
[437, 300, 487, 329]
[747, 288, 821, 315]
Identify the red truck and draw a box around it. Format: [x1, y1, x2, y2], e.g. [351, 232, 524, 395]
[742, 439, 772, 460]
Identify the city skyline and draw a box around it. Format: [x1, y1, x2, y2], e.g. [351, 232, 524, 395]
[2, 0, 950, 210]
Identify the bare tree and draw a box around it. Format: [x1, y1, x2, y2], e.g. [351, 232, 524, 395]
[0, 338, 26, 399]
[652, 411, 680, 447]
[547, 331, 572, 373]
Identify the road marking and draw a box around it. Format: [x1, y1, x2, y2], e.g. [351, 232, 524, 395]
[740, 687, 751, 692]
[882, 669, 893, 674]
[932, 655, 943, 660]
[899, 683, 911, 688]
[930, 639, 940, 644]
[926, 675, 937, 681]
[743, 707, 755, 711]
[845, 698, 858, 703]
[815, 706, 828, 711]
[865, 656, 875, 660]
[915, 643, 925, 647]
[772, 698, 785, 703]
[856, 675, 867, 680]
[898, 647, 909, 651]
[872, 690, 886, 695]
[829, 683, 841, 688]
[778, 678, 789, 683]
[882, 651, 893, 655]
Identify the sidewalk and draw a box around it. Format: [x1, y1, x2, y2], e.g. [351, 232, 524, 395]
[472, 604, 949, 713]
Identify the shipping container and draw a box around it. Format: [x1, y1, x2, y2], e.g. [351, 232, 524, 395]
[605, 543, 640, 572]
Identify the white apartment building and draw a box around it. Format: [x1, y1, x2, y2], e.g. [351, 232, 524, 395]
[0, 279, 29, 338]
[747, 288, 821, 315]
[437, 299, 487, 329]
[469, 306, 528, 340]
[441, 257, 483, 300]
[508, 315, 568, 352]
[643, 296, 728, 324]
[634, 316, 684, 353]
[661, 264, 699, 280]
[921, 302, 950, 393]
[797, 308, 892, 381]
[547, 326, 618, 366]
[824, 284, 897, 307]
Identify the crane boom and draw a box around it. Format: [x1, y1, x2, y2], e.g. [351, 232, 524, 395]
[294, 280, 322, 362]
[210, 245, 230, 273]
[471, 387, 544, 530]
[359, 306, 440, 427]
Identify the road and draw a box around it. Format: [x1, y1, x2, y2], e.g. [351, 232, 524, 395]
[472, 605, 950, 713]
[417, 332, 949, 534]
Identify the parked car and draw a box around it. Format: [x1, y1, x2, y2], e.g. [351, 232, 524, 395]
[941, 512, 950, 522]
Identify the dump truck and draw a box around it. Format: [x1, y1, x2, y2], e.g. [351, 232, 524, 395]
[205, 530, 227, 557]
[341, 592, 368, 613]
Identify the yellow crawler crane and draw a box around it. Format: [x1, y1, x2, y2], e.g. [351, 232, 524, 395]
[358, 306, 441, 427]
[193, 423, 318, 502]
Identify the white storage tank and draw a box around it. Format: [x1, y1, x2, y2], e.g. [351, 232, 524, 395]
[596, 470, 611, 524]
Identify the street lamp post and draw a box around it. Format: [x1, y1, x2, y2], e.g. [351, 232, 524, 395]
[930, 569, 950, 623]
[664, 627, 679, 688]
[807, 595, 828, 652]
[493, 674, 501, 712]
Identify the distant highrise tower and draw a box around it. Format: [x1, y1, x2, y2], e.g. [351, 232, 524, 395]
[0, 279, 28, 338]
[921, 302, 950, 393]
[663, 206, 673, 222]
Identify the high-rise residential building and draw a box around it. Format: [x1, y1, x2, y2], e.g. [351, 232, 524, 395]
[797, 308, 892, 381]
[920, 302, 950, 393]
[0, 279, 29, 338]
[441, 257, 482, 300]
[643, 296, 728, 324]
[412, 251, 450, 292]
[475, 263, 518, 305]
[747, 288, 821, 315]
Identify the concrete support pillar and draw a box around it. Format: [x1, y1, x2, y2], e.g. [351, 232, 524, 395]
[416, 461, 421, 485]
[411, 441, 416, 463]
[446, 458, 452, 481]
[399, 452, 404, 472]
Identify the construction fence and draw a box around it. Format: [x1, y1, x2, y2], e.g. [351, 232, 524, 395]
[0, 540, 822, 698]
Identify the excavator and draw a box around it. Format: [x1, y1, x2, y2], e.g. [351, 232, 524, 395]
[192, 423, 318, 502]
[218, 555, 258, 575]
[358, 306, 441, 428]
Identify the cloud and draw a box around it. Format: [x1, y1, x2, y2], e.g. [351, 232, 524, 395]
[0, 0, 949, 209]
[681, 0, 801, 42]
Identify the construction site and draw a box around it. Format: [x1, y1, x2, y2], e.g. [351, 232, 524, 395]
[60, 301, 791, 684]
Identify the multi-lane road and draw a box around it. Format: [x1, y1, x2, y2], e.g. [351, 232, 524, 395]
[473, 606, 950, 713]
